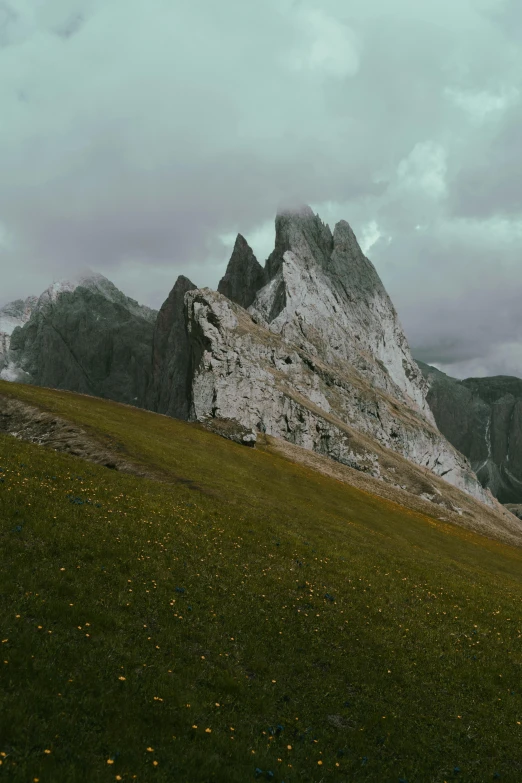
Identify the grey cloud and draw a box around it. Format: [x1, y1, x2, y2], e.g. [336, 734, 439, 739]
[367, 216, 522, 375]
[1, 0, 522, 380]
[54, 13, 86, 40]
[448, 102, 522, 219]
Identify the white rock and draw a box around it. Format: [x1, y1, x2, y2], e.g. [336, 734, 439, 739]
[184, 283, 494, 509]
[0, 296, 37, 372]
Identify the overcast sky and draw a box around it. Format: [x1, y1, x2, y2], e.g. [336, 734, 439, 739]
[1, 0, 522, 379]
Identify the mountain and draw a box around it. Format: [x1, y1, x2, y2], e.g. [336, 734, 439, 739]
[0, 209, 505, 514]
[158, 205, 495, 509]
[146, 274, 197, 418]
[217, 233, 266, 309]
[418, 360, 522, 503]
[1, 272, 157, 406]
[249, 206, 432, 416]
[0, 296, 38, 376]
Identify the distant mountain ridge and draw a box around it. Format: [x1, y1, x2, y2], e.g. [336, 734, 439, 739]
[1, 271, 157, 405]
[0, 295, 38, 378]
[0, 208, 510, 515]
[417, 360, 522, 503]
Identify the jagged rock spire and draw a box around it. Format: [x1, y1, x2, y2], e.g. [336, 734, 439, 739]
[326, 219, 388, 305]
[218, 234, 266, 310]
[266, 205, 334, 280]
[246, 204, 432, 420]
[147, 274, 197, 419]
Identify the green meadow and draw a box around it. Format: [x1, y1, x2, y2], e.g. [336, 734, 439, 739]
[1, 381, 521, 782]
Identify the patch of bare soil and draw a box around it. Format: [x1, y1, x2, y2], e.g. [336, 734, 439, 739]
[0, 394, 152, 479]
[262, 434, 522, 549]
[505, 504, 522, 521]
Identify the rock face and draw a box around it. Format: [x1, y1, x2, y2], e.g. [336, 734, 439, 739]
[418, 361, 522, 503]
[249, 207, 432, 418]
[146, 275, 197, 418]
[181, 206, 495, 508]
[0, 206, 506, 514]
[1, 273, 157, 406]
[217, 234, 266, 309]
[0, 296, 38, 375]
[199, 415, 257, 447]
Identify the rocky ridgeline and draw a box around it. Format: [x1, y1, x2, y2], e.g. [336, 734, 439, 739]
[172, 207, 494, 507]
[418, 361, 522, 503]
[0, 207, 507, 511]
[0, 296, 38, 376]
[1, 273, 157, 406]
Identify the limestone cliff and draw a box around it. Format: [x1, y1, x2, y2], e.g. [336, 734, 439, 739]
[249, 207, 433, 420]
[146, 275, 197, 418]
[181, 206, 495, 508]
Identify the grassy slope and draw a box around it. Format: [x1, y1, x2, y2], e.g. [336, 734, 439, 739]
[1, 381, 522, 783]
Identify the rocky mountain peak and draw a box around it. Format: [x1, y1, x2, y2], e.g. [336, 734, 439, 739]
[245, 206, 430, 420]
[0, 295, 38, 335]
[146, 274, 197, 419]
[36, 271, 157, 323]
[327, 219, 387, 301]
[277, 203, 316, 219]
[0, 273, 157, 403]
[0, 202, 504, 515]
[266, 204, 334, 280]
[0, 295, 38, 378]
[216, 206, 383, 326]
[173, 274, 197, 292]
[217, 234, 265, 309]
[39, 271, 105, 302]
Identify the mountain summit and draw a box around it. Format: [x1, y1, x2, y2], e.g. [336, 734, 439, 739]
[0, 295, 38, 378]
[1, 271, 157, 404]
[217, 234, 265, 310]
[0, 207, 503, 512]
[168, 206, 495, 508]
[217, 205, 431, 417]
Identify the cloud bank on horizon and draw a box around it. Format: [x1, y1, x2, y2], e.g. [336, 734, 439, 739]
[1, 0, 522, 379]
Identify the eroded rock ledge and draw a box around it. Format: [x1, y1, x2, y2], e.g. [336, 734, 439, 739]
[199, 415, 257, 446]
